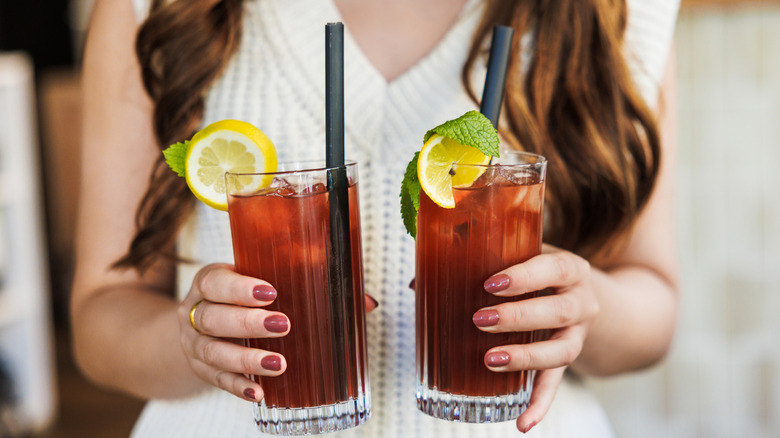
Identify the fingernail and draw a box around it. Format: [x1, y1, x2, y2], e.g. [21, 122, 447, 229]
[264, 314, 289, 333]
[243, 387, 256, 400]
[261, 355, 282, 371]
[253, 284, 277, 302]
[367, 295, 379, 311]
[486, 350, 511, 367]
[521, 420, 538, 433]
[472, 309, 499, 327]
[484, 274, 510, 293]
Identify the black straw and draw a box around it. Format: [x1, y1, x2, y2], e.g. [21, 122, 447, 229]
[326, 22, 345, 168]
[325, 22, 353, 401]
[480, 25, 514, 129]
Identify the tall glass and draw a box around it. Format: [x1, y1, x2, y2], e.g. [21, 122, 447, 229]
[415, 151, 547, 423]
[226, 162, 370, 435]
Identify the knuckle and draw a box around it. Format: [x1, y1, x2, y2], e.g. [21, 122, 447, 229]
[561, 340, 582, 365]
[505, 303, 526, 328]
[213, 369, 230, 390]
[553, 296, 576, 326]
[242, 310, 257, 335]
[551, 253, 571, 283]
[198, 308, 215, 333]
[200, 340, 220, 365]
[513, 347, 534, 369]
[514, 264, 532, 288]
[195, 264, 228, 298]
[239, 349, 257, 374]
[194, 267, 214, 294]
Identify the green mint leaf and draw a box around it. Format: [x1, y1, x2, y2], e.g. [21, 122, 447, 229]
[163, 140, 189, 177]
[423, 110, 500, 158]
[399, 151, 421, 238]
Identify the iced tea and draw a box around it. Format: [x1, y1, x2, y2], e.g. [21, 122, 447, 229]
[226, 163, 370, 435]
[415, 152, 546, 423]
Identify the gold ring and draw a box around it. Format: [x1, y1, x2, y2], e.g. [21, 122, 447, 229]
[189, 300, 204, 334]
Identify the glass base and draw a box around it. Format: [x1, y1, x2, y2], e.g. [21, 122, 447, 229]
[416, 382, 532, 423]
[254, 393, 371, 436]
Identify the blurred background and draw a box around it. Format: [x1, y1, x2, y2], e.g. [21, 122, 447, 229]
[0, 0, 778, 437]
[592, 1, 780, 437]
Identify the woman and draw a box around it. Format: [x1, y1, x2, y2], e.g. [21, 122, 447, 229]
[71, 0, 679, 436]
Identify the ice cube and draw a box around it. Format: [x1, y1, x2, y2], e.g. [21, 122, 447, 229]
[270, 177, 297, 196]
[523, 184, 544, 212]
[276, 186, 296, 196]
[301, 182, 327, 195]
[497, 168, 540, 186]
[271, 176, 291, 188]
[458, 170, 493, 190]
[252, 186, 277, 197]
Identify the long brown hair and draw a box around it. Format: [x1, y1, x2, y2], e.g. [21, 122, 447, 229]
[114, 0, 243, 271]
[466, 0, 659, 261]
[118, 0, 659, 271]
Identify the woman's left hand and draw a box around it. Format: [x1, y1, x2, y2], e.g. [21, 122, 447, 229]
[472, 244, 600, 433]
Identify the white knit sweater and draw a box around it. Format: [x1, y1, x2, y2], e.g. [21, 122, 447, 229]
[129, 0, 679, 437]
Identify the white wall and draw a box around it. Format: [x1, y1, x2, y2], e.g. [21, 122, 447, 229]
[592, 4, 780, 438]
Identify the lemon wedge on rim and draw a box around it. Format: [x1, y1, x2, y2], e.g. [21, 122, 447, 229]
[416, 133, 491, 208]
[184, 120, 277, 211]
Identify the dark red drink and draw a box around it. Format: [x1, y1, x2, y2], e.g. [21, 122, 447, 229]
[226, 163, 369, 435]
[415, 152, 546, 423]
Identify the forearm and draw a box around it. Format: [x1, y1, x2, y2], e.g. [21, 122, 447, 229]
[570, 265, 678, 377]
[72, 285, 207, 399]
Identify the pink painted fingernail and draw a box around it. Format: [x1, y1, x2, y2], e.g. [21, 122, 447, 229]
[484, 274, 510, 293]
[261, 355, 282, 371]
[472, 309, 499, 327]
[243, 388, 256, 400]
[486, 350, 511, 367]
[253, 284, 277, 302]
[366, 295, 379, 311]
[264, 315, 289, 333]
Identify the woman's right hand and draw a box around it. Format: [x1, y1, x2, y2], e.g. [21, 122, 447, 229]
[177, 263, 289, 402]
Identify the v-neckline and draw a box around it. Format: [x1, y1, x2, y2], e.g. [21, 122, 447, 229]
[269, 0, 483, 90]
[330, 0, 476, 85]
[256, 0, 484, 157]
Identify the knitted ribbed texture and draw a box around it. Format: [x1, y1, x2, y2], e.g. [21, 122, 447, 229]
[129, 0, 678, 436]
[624, 0, 680, 108]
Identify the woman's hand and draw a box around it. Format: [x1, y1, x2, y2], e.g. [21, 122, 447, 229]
[472, 245, 600, 433]
[178, 263, 379, 402]
[178, 263, 290, 402]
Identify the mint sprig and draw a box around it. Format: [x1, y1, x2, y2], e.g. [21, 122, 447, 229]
[399, 152, 421, 237]
[163, 140, 189, 177]
[399, 111, 501, 238]
[423, 110, 500, 158]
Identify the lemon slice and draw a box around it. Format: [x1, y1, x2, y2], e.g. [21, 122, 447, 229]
[416, 133, 491, 208]
[184, 120, 277, 210]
